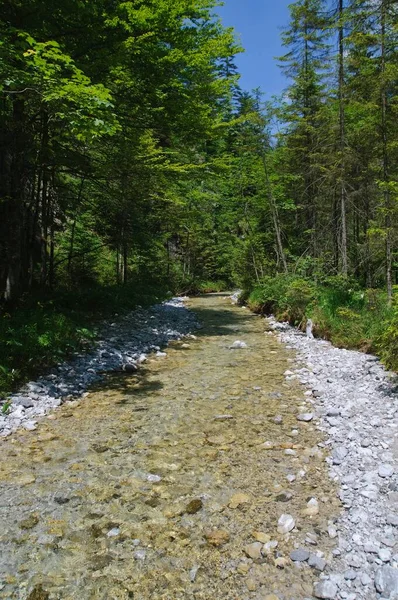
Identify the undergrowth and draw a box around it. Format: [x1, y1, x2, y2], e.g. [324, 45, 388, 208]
[0, 281, 169, 397]
[243, 275, 397, 371]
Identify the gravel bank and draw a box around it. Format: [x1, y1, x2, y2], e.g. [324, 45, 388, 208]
[268, 316, 398, 600]
[1, 298, 198, 437]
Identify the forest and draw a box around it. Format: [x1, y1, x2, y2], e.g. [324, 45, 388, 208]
[0, 0, 397, 393]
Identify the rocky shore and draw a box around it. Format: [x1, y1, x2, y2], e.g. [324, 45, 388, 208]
[0, 298, 198, 437]
[268, 316, 398, 600]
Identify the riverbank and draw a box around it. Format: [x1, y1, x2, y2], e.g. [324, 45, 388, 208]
[0, 297, 198, 437]
[242, 275, 398, 373]
[0, 283, 170, 397]
[267, 315, 398, 599]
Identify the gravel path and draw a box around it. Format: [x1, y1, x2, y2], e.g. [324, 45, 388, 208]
[268, 316, 398, 600]
[1, 298, 198, 437]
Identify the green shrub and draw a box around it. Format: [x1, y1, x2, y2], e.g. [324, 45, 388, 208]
[376, 289, 398, 371]
[0, 280, 168, 396]
[197, 280, 228, 293]
[247, 274, 291, 314]
[247, 274, 316, 324]
[319, 275, 362, 314]
[245, 275, 395, 368]
[284, 278, 317, 323]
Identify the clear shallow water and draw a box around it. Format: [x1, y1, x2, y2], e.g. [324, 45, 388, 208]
[0, 295, 338, 600]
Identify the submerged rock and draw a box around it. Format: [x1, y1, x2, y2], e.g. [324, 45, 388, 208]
[185, 499, 203, 514]
[290, 548, 310, 562]
[205, 529, 230, 547]
[27, 585, 50, 600]
[230, 340, 248, 349]
[244, 542, 263, 560]
[297, 413, 313, 422]
[277, 514, 295, 534]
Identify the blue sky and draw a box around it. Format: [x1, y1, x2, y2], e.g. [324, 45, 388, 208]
[216, 0, 291, 99]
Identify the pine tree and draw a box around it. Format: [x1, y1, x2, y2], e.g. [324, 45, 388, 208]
[278, 0, 331, 259]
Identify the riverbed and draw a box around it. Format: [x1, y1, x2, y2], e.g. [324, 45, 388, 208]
[0, 294, 339, 600]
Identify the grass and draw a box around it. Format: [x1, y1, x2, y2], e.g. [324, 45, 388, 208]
[196, 280, 228, 293]
[243, 274, 397, 371]
[0, 281, 169, 397]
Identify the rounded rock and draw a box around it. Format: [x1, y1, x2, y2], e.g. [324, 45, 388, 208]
[297, 413, 314, 422]
[313, 580, 338, 599]
[290, 548, 310, 562]
[378, 464, 394, 478]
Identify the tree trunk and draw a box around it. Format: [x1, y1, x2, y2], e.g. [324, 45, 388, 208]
[262, 155, 288, 273]
[40, 110, 50, 286]
[3, 97, 26, 302]
[381, 0, 393, 303]
[123, 242, 128, 285]
[338, 0, 348, 275]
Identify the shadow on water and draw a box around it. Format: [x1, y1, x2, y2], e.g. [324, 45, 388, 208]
[193, 292, 233, 298]
[190, 305, 257, 338]
[91, 367, 164, 404]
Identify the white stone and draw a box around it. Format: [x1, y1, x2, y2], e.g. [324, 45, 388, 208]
[277, 514, 295, 534]
[378, 464, 394, 478]
[313, 580, 338, 599]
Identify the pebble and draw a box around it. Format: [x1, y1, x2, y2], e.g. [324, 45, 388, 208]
[387, 514, 398, 527]
[185, 499, 203, 514]
[327, 525, 338, 539]
[344, 570, 357, 580]
[313, 579, 338, 599]
[347, 555, 362, 569]
[189, 565, 200, 583]
[378, 464, 394, 478]
[290, 548, 310, 562]
[147, 474, 162, 483]
[263, 540, 279, 553]
[364, 542, 379, 554]
[361, 438, 372, 448]
[297, 413, 314, 422]
[205, 530, 230, 547]
[244, 542, 263, 560]
[246, 577, 257, 591]
[277, 514, 295, 534]
[23, 420, 37, 431]
[274, 556, 289, 569]
[268, 312, 398, 600]
[378, 548, 392, 563]
[308, 554, 327, 571]
[229, 493, 250, 509]
[302, 497, 319, 516]
[230, 340, 247, 349]
[253, 531, 270, 543]
[360, 572, 372, 586]
[374, 566, 398, 596]
[107, 528, 120, 537]
[332, 445, 348, 465]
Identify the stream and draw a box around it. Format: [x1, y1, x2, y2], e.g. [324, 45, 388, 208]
[0, 294, 340, 600]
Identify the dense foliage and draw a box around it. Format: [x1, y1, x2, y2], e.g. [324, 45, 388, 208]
[0, 0, 241, 300]
[0, 0, 397, 392]
[243, 274, 396, 367]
